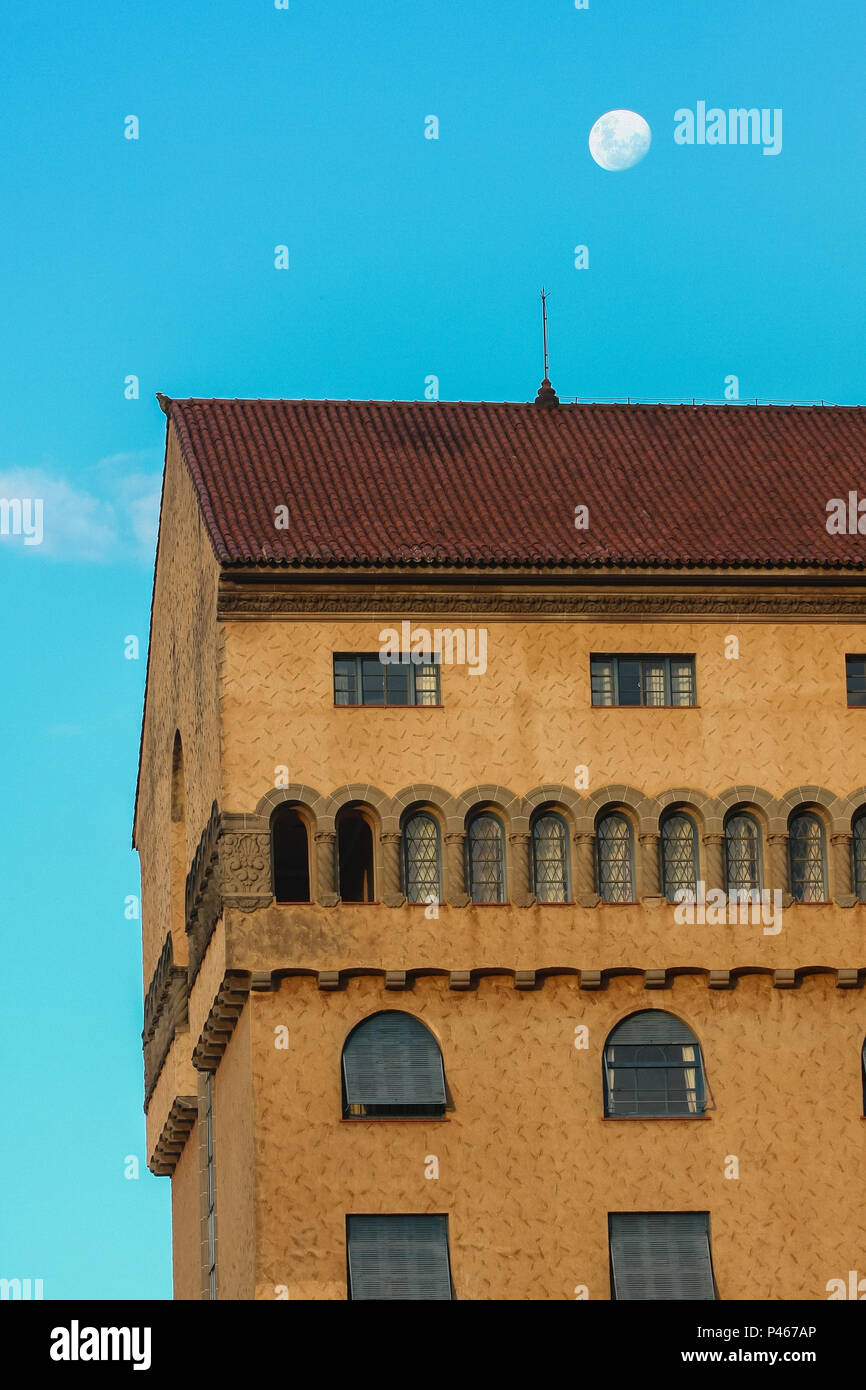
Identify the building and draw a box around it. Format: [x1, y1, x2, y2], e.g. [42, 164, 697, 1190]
[134, 387, 866, 1300]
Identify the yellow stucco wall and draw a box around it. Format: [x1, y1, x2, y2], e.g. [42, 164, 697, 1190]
[135, 428, 222, 986]
[248, 971, 866, 1301]
[220, 617, 865, 809]
[171, 1116, 201, 1301]
[212, 1004, 256, 1299]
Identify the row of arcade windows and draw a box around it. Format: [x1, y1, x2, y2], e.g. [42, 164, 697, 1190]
[272, 804, 865, 905]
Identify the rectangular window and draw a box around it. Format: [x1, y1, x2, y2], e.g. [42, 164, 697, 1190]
[591, 655, 696, 707]
[346, 1214, 453, 1300]
[334, 654, 441, 706]
[846, 655, 866, 707]
[609, 1212, 716, 1301]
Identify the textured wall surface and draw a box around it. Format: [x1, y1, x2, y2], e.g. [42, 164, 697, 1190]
[248, 971, 866, 1301]
[135, 426, 223, 987]
[139, 527, 866, 1297]
[220, 618, 866, 810]
[171, 1117, 201, 1301]
[212, 1004, 256, 1299]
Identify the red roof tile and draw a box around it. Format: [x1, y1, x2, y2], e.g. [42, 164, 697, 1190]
[162, 396, 866, 570]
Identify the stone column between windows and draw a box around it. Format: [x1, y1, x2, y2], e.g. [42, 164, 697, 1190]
[508, 831, 534, 907]
[638, 832, 664, 904]
[444, 831, 469, 907]
[766, 832, 790, 903]
[573, 833, 599, 906]
[379, 832, 405, 907]
[702, 833, 724, 893]
[314, 830, 339, 906]
[830, 832, 855, 905]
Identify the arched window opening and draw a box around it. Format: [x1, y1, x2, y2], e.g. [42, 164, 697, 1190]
[532, 812, 570, 902]
[788, 812, 826, 902]
[660, 812, 699, 901]
[596, 813, 634, 902]
[403, 813, 441, 904]
[724, 812, 762, 895]
[466, 813, 506, 903]
[271, 806, 311, 903]
[603, 1010, 707, 1118]
[338, 810, 375, 903]
[852, 813, 866, 901]
[342, 1012, 447, 1118]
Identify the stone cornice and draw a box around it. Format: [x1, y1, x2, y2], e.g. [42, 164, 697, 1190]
[142, 934, 189, 1106]
[149, 1096, 198, 1177]
[218, 570, 866, 620]
[192, 973, 252, 1071]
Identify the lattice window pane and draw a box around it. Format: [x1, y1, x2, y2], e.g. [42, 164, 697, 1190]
[661, 814, 698, 899]
[467, 814, 505, 903]
[788, 814, 825, 902]
[725, 815, 761, 893]
[597, 814, 633, 902]
[854, 817, 866, 900]
[404, 814, 441, 902]
[533, 814, 569, 902]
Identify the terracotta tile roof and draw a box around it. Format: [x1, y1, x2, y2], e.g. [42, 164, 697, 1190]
[161, 396, 866, 570]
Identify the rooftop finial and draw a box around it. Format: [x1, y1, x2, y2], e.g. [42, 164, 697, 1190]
[534, 286, 559, 407]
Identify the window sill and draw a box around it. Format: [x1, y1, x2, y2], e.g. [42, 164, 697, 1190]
[603, 1114, 711, 1121]
[341, 1117, 450, 1124]
[333, 704, 444, 710]
[591, 705, 701, 711]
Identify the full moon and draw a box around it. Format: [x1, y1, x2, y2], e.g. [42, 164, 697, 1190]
[588, 110, 651, 171]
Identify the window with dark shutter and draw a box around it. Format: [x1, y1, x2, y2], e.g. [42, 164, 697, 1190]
[342, 1011, 447, 1118]
[346, 1215, 453, 1300]
[609, 1212, 716, 1300]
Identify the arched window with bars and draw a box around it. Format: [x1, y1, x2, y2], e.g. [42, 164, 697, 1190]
[466, 812, 507, 903]
[531, 811, 570, 902]
[596, 812, 634, 902]
[403, 812, 441, 903]
[788, 811, 827, 902]
[660, 811, 699, 901]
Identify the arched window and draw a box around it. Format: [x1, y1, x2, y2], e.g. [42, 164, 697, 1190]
[403, 813, 441, 903]
[532, 811, 570, 902]
[788, 812, 826, 902]
[660, 812, 699, 901]
[603, 1010, 707, 1117]
[341, 1012, 447, 1118]
[852, 813, 866, 900]
[466, 813, 506, 903]
[724, 812, 762, 894]
[338, 810, 375, 902]
[271, 805, 311, 902]
[596, 813, 634, 902]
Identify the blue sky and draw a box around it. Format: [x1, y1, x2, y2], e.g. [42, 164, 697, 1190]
[1, 0, 863, 1300]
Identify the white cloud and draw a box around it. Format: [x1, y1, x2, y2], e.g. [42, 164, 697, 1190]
[0, 454, 161, 564]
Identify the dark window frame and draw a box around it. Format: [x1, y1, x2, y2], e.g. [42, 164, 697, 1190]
[466, 812, 507, 904]
[402, 811, 443, 904]
[846, 655, 866, 707]
[346, 1214, 454, 1300]
[596, 811, 636, 903]
[724, 810, 764, 895]
[590, 654, 697, 707]
[787, 810, 828, 903]
[341, 1010, 447, 1120]
[333, 652, 441, 707]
